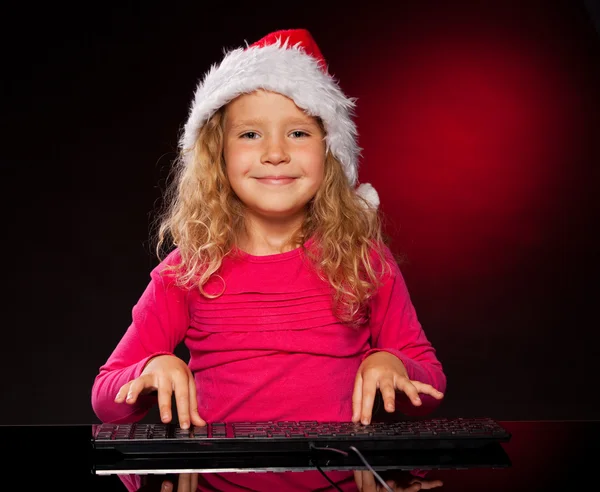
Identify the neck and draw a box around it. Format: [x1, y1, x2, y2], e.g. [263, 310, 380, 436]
[238, 210, 306, 256]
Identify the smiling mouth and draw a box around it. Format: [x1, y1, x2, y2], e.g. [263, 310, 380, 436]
[255, 177, 297, 185]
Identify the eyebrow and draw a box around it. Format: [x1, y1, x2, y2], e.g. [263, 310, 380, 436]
[228, 117, 318, 131]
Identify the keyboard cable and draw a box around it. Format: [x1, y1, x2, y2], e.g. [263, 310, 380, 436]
[309, 444, 393, 492]
[312, 459, 344, 491]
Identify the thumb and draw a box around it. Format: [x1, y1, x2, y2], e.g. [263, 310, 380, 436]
[352, 372, 363, 423]
[191, 409, 206, 427]
[188, 378, 206, 427]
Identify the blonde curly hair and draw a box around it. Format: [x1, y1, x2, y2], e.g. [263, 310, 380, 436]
[152, 106, 392, 326]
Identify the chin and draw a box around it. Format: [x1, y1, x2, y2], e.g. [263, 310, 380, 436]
[258, 209, 304, 218]
[253, 204, 307, 218]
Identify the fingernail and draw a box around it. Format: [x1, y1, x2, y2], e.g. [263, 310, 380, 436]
[362, 418, 369, 425]
[162, 413, 169, 421]
[181, 421, 189, 429]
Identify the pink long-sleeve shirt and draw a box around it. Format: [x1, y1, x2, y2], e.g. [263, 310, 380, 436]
[91, 241, 446, 491]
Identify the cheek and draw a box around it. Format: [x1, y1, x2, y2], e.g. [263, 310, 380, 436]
[307, 151, 326, 180]
[224, 147, 252, 179]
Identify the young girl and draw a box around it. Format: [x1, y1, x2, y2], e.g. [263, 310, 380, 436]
[92, 28, 446, 491]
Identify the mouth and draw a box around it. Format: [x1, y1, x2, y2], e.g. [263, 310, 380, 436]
[254, 176, 298, 185]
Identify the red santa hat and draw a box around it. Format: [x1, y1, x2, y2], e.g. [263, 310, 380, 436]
[179, 29, 379, 209]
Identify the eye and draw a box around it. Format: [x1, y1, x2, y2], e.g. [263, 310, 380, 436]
[290, 130, 309, 138]
[240, 132, 259, 139]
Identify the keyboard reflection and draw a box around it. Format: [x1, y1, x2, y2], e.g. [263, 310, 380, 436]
[127, 469, 443, 492]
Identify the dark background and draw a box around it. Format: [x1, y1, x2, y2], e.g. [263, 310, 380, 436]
[2, 0, 598, 424]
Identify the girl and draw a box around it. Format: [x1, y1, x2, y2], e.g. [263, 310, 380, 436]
[91, 29, 446, 491]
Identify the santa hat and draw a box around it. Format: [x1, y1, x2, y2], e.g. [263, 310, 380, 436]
[179, 28, 379, 209]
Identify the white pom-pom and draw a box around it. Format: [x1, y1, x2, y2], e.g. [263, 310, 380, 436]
[356, 182, 380, 209]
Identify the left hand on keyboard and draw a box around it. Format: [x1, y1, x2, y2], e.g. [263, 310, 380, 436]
[351, 352, 444, 425]
[353, 470, 444, 492]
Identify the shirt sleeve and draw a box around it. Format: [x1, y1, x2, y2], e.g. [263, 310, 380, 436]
[363, 245, 447, 416]
[90, 249, 191, 424]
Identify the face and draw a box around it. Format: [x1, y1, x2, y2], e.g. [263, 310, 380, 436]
[223, 90, 326, 223]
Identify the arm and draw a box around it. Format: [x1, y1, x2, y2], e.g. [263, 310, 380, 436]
[91, 250, 190, 424]
[364, 247, 447, 416]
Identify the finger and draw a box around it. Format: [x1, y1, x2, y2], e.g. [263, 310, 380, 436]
[191, 473, 199, 491]
[114, 382, 131, 403]
[188, 376, 206, 427]
[352, 372, 364, 423]
[379, 379, 396, 413]
[160, 480, 173, 492]
[125, 375, 151, 404]
[173, 373, 191, 429]
[354, 470, 363, 490]
[411, 381, 445, 400]
[360, 376, 377, 424]
[396, 379, 422, 406]
[157, 377, 174, 423]
[177, 473, 191, 492]
[362, 470, 377, 492]
[416, 479, 444, 489]
[404, 483, 422, 492]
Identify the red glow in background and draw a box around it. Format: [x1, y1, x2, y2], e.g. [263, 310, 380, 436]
[342, 15, 586, 282]
[322, 4, 597, 295]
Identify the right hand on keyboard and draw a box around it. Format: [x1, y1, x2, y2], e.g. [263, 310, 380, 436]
[113, 354, 206, 429]
[159, 473, 198, 492]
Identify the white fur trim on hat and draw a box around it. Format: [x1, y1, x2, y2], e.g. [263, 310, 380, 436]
[356, 182, 380, 209]
[179, 37, 361, 186]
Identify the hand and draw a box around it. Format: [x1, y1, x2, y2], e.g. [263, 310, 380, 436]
[160, 473, 198, 492]
[352, 352, 444, 424]
[114, 354, 206, 429]
[353, 470, 443, 491]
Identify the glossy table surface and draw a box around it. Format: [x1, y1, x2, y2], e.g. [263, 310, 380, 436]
[3, 420, 599, 491]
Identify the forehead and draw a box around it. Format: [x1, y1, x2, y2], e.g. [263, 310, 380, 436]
[225, 90, 318, 124]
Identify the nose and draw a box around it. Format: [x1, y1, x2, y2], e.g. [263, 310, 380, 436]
[261, 136, 290, 166]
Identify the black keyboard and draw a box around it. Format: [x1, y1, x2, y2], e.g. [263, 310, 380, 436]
[92, 417, 511, 456]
